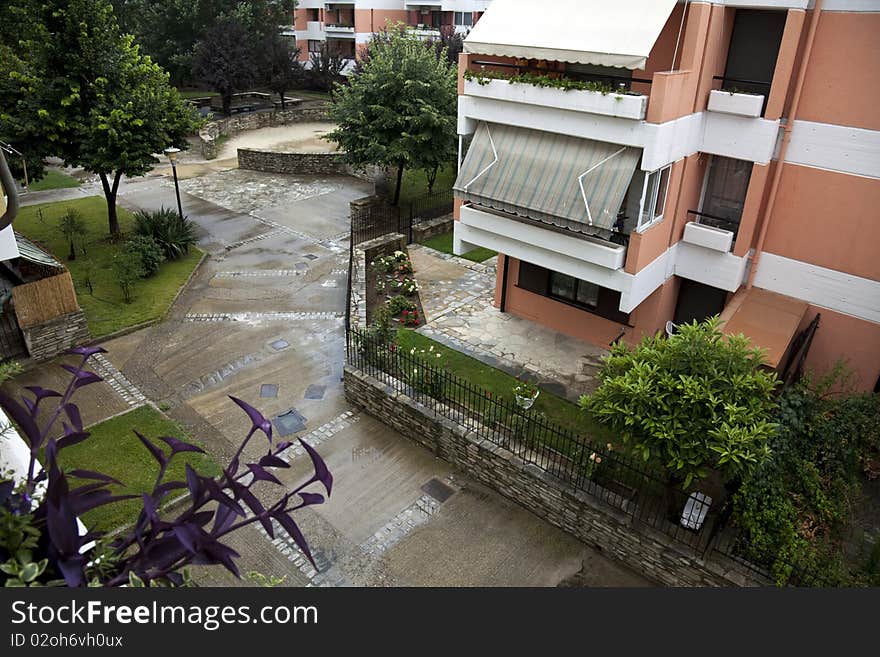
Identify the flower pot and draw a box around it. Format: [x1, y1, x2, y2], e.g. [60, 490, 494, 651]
[515, 390, 539, 410]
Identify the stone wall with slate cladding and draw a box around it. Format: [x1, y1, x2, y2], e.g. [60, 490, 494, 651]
[343, 365, 767, 587]
[22, 310, 90, 361]
[238, 149, 349, 176]
[411, 215, 453, 243]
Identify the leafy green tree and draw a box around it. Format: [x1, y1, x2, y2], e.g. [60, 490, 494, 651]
[326, 24, 457, 205]
[112, 252, 145, 303]
[261, 35, 305, 110]
[194, 16, 257, 116]
[0, 0, 200, 236]
[580, 317, 779, 488]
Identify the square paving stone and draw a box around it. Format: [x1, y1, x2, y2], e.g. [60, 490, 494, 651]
[303, 254, 319, 260]
[295, 262, 309, 271]
[303, 384, 326, 400]
[260, 384, 278, 398]
[273, 408, 308, 436]
[270, 339, 290, 351]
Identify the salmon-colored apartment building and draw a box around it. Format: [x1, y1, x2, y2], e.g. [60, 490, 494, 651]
[451, 0, 880, 391]
[290, 1, 491, 68]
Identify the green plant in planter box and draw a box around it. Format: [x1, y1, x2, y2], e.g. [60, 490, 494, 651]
[386, 295, 416, 316]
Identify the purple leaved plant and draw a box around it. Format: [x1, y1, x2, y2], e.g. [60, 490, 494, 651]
[0, 346, 332, 587]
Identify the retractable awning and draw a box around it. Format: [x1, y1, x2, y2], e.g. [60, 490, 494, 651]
[454, 122, 640, 232]
[464, 0, 677, 70]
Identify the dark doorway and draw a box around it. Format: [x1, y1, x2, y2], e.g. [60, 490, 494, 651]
[723, 9, 787, 100]
[674, 279, 727, 326]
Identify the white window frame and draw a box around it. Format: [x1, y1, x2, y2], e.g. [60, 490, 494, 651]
[454, 12, 473, 27]
[637, 165, 671, 232]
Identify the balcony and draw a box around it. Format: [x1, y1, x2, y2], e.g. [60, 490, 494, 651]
[707, 76, 770, 118]
[303, 20, 324, 40]
[406, 24, 443, 39]
[325, 23, 355, 36]
[464, 73, 648, 121]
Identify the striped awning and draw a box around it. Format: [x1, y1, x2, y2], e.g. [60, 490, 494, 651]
[454, 122, 640, 233]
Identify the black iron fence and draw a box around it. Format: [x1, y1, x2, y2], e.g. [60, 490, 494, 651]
[351, 202, 403, 246]
[347, 326, 738, 556]
[345, 326, 833, 585]
[408, 188, 454, 228]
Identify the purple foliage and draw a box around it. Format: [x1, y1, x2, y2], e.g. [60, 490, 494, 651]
[0, 348, 332, 587]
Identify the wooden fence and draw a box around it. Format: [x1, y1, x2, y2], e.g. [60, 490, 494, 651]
[12, 271, 79, 329]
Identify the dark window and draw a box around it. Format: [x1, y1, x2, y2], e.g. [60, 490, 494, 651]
[517, 261, 549, 295]
[516, 262, 629, 324]
[307, 9, 319, 21]
[308, 40, 322, 53]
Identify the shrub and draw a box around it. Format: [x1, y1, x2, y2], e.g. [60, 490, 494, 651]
[401, 308, 420, 326]
[57, 208, 87, 261]
[134, 207, 197, 260]
[111, 253, 145, 303]
[123, 235, 165, 277]
[386, 295, 416, 316]
[581, 317, 779, 488]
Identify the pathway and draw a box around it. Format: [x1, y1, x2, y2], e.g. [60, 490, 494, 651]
[410, 245, 609, 401]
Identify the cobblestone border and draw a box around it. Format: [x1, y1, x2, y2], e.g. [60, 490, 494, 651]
[184, 311, 344, 323]
[214, 270, 304, 278]
[90, 353, 147, 407]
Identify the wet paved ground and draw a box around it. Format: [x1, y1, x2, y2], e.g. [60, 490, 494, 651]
[410, 245, 609, 401]
[8, 167, 648, 587]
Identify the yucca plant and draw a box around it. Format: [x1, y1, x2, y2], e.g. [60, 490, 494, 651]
[133, 206, 197, 260]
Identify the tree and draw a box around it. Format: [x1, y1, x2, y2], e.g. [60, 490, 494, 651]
[308, 42, 348, 93]
[427, 26, 465, 66]
[58, 209, 87, 261]
[0, 0, 200, 236]
[326, 24, 457, 205]
[194, 16, 257, 116]
[580, 317, 780, 488]
[0, 346, 332, 587]
[262, 35, 306, 109]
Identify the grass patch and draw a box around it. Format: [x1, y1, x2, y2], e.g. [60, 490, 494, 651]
[397, 163, 456, 206]
[56, 406, 220, 532]
[395, 329, 610, 442]
[27, 170, 80, 192]
[420, 231, 497, 263]
[14, 197, 203, 337]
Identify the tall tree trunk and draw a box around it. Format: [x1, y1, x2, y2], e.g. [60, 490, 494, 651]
[99, 171, 123, 236]
[222, 91, 232, 116]
[427, 165, 439, 194]
[392, 161, 405, 206]
[280, 88, 286, 110]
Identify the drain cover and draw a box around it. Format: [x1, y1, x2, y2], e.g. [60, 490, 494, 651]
[295, 262, 308, 271]
[304, 384, 326, 400]
[303, 254, 319, 260]
[420, 478, 455, 503]
[269, 339, 290, 351]
[273, 408, 307, 436]
[260, 384, 278, 398]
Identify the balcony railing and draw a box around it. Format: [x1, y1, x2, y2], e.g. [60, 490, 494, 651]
[471, 59, 653, 91]
[687, 210, 741, 239]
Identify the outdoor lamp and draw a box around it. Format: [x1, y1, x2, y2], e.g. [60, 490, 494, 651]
[163, 146, 184, 219]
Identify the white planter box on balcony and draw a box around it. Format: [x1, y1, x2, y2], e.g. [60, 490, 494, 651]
[682, 221, 734, 252]
[707, 89, 764, 118]
[464, 78, 647, 121]
[325, 25, 355, 35]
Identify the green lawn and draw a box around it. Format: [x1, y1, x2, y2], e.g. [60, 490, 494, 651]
[420, 231, 497, 263]
[395, 329, 611, 443]
[57, 406, 220, 532]
[397, 163, 457, 206]
[14, 197, 203, 337]
[27, 169, 80, 192]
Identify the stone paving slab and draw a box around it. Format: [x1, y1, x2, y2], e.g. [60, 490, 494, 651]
[410, 246, 608, 401]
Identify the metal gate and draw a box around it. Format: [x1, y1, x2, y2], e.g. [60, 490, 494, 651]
[0, 301, 26, 359]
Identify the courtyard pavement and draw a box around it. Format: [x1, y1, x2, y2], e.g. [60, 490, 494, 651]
[5, 167, 648, 587]
[409, 245, 609, 401]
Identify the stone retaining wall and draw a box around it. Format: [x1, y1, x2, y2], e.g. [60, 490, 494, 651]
[22, 310, 90, 361]
[199, 104, 331, 160]
[348, 231, 406, 329]
[238, 149, 348, 176]
[411, 215, 453, 243]
[343, 365, 767, 587]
